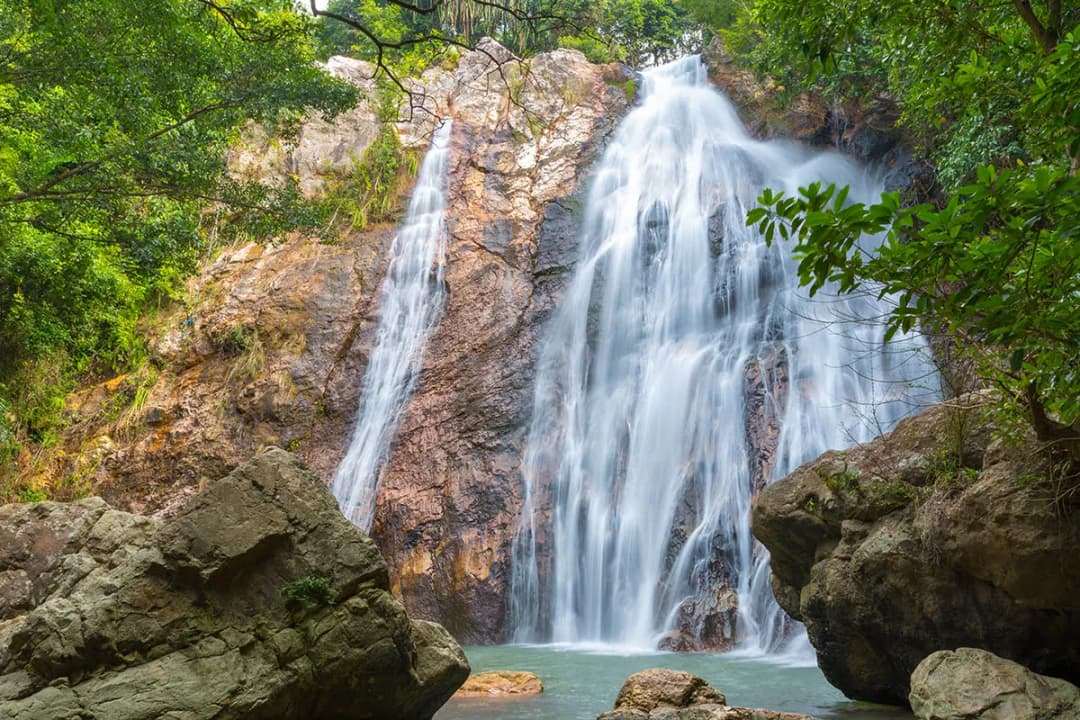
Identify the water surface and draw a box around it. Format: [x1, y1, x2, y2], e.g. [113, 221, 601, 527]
[437, 645, 912, 720]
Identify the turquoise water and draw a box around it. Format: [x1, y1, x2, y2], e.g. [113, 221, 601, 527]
[436, 646, 911, 720]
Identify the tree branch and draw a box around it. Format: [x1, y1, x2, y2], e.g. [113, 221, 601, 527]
[0, 101, 240, 206]
[1025, 382, 1080, 459]
[310, 0, 554, 123]
[1009, 0, 1057, 53]
[194, 0, 300, 43]
[1046, 0, 1062, 38]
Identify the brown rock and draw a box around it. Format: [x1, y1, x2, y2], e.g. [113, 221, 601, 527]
[598, 669, 818, 720]
[753, 394, 1080, 705]
[614, 669, 726, 712]
[453, 670, 543, 697]
[658, 589, 739, 653]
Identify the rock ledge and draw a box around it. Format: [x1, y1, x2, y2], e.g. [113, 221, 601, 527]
[453, 669, 544, 697]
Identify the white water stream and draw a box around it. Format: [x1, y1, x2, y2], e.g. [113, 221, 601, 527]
[332, 121, 453, 530]
[510, 57, 936, 651]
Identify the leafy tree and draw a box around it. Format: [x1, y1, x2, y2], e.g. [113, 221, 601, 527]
[748, 24, 1080, 465]
[564, 0, 694, 65]
[691, 0, 1079, 188]
[0, 0, 355, 473]
[313, 0, 695, 70]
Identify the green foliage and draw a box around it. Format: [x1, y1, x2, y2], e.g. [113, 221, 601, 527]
[747, 27, 1080, 461]
[325, 98, 420, 231]
[281, 574, 333, 608]
[348, 126, 409, 228]
[0, 0, 358, 484]
[695, 0, 1079, 188]
[0, 397, 14, 463]
[18, 486, 47, 503]
[823, 467, 861, 494]
[585, 0, 695, 66]
[317, 0, 695, 68]
[925, 442, 980, 488]
[868, 480, 916, 514]
[212, 325, 256, 358]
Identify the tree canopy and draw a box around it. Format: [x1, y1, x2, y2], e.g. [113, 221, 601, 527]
[313, 0, 695, 71]
[0, 0, 355, 465]
[735, 1, 1080, 470]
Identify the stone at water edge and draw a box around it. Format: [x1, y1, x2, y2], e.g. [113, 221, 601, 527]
[453, 670, 544, 697]
[0, 448, 469, 720]
[597, 669, 819, 720]
[658, 588, 739, 652]
[909, 648, 1080, 720]
[612, 669, 726, 712]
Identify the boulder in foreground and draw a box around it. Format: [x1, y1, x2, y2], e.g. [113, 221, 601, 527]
[0, 448, 469, 719]
[597, 668, 817, 719]
[753, 395, 1080, 704]
[910, 648, 1080, 720]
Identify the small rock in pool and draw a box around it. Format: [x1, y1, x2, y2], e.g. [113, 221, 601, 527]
[453, 670, 544, 697]
[598, 668, 819, 719]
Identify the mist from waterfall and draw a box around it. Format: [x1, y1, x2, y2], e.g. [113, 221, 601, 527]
[509, 58, 937, 652]
[332, 121, 453, 531]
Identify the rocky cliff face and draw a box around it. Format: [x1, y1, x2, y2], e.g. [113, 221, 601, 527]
[752, 395, 1080, 705]
[367, 43, 629, 643]
[704, 39, 935, 202]
[0, 449, 469, 719]
[30, 42, 630, 643]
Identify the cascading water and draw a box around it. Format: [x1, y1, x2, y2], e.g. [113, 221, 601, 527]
[510, 58, 936, 651]
[332, 121, 453, 530]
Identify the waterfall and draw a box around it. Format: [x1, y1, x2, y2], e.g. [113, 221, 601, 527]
[332, 121, 453, 531]
[510, 58, 936, 651]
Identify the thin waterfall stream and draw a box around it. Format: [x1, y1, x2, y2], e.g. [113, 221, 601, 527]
[510, 57, 937, 651]
[333, 121, 453, 530]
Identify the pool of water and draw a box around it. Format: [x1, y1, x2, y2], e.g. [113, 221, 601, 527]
[436, 645, 911, 720]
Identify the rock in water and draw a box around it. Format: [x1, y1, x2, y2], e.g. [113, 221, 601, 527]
[752, 395, 1080, 705]
[0, 448, 469, 720]
[909, 648, 1080, 720]
[597, 669, 818, 719]
[453, 670, 544, 697]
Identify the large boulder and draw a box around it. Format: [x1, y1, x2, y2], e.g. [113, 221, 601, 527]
[0, 448, 469, 719]
[597, 669, 817, 720]
[752, 396, 1080, 705]
[909, 648, 1080, 720]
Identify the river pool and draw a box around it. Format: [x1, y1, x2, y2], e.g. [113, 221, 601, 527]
[436, 645, 911, 720]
